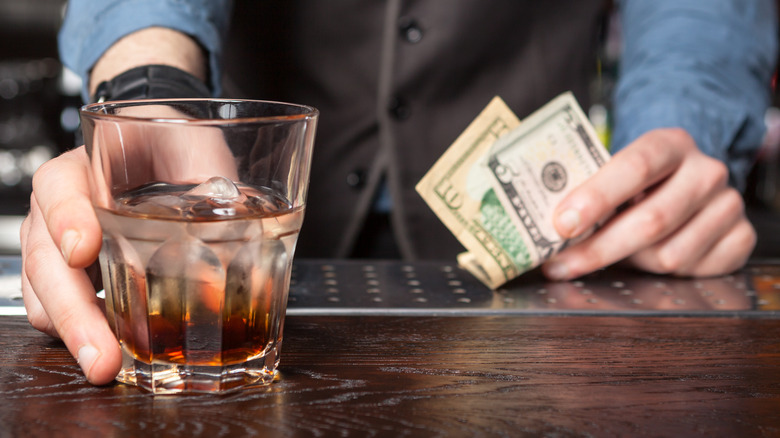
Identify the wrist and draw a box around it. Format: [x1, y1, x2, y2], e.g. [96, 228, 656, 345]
[88, 27, 207, 97]
[90, 64, 211, 103]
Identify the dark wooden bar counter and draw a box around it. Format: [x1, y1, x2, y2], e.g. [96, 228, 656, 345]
[2, 259, 780, 436]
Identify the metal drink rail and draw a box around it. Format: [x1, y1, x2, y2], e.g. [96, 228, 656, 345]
[4, 256, 780, 317]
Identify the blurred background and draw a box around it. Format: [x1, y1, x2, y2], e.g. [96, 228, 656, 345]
[0, 0, 80, 254]
[1, 0, 779, 259]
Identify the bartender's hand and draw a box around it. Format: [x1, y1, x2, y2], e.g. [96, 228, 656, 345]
[542, 128, 756, 280]
[20, 147, 121, 385]
[19, 26, 207, 385]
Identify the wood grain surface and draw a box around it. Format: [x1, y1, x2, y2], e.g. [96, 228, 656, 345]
[2, 314, 780, 437]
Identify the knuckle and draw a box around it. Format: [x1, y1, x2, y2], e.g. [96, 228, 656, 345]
[721, 189, 745, 214]
[23, 242, 53, 283]
[620, 147, 654, 182]
[25, 306, 54, 335]
[43, 196, 71, 224]
[38, 195, 83, 237]
[31, 157, 59, 192]
[711, 160, 729, 186]
[634, 207, 668, 242]
[53, 305, 82, 342]
[574, 187, 610, 221]
[666, 128, 695, 147]
[19, 215, 31, 247]
[736, 220, 757, 251]
[700, 159, 730, 191]
[655, 249, 683, 274]
[633, 246, 682, 275]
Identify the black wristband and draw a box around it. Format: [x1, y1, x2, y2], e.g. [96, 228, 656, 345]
[90, 64, 211, 103]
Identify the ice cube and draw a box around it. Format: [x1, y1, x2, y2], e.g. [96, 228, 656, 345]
[187, 198, 250, 218]
[185, 176, 242, 200]
[124, 195, 189, 218]
[145, 235, 226, 363]
[147, 235, 226, 319]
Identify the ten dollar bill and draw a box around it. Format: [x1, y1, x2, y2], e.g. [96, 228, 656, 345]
[416, 92, 610, 288]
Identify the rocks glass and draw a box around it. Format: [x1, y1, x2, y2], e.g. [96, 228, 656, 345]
[80, 99, 317, 393]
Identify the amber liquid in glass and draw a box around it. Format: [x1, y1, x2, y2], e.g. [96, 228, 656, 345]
[97, 178, 303, 367]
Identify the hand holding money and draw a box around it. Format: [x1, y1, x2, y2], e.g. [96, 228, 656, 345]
[418, 92, 756, 287]
[416, 92, 610, 288]
[540, 126, 755, 281]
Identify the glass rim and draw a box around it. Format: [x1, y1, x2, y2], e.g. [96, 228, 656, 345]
[80, 98, 319, 125]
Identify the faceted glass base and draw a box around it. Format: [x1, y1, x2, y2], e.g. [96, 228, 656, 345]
[115, 344, 281, 394]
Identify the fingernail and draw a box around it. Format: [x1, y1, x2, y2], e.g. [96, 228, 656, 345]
[60, 229, 81, 263]
[544, 261, 569, 281]
[557, 209, 581, 237]
[77, 344, 100, 381]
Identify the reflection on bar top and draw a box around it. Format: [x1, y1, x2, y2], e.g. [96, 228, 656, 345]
[2, 257, 780, 317]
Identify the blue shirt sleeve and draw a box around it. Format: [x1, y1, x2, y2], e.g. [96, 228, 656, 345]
[613, 0, 778, 190]
[58, 0, 233, 102]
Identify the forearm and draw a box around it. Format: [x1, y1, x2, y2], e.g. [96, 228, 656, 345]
[89, 27, 207, 97]
[613, 0, 778, 190]
[58, 0, 232, 101]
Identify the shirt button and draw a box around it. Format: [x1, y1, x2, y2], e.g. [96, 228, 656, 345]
[398, 16, 423, 43]
[388, 96, 411, 120]
[346, 169, 366, 188]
